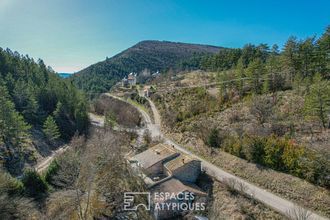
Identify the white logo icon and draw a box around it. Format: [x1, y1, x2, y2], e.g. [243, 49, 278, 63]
[123, 192, 151, 211]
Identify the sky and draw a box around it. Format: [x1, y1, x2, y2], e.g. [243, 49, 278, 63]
[0, 0, 329, 73]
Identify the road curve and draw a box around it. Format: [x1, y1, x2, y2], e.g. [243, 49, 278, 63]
[106, 93, 328, 220]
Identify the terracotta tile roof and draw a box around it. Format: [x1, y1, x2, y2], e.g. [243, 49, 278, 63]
[131, 144, 179, 169]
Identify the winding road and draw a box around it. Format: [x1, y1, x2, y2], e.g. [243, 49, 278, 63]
[106, 93, 328, 220]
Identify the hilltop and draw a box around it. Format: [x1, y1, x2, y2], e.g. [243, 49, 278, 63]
[71, 40, 225, 96]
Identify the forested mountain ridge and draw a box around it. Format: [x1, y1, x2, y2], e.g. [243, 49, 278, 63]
[0, 48, 89, 175]
[72, 40, 225, 96]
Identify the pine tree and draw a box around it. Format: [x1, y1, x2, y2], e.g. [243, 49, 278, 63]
[235, 58, 245, 98]
[207, 128, 220, 148]
[246, 59, 265, 94]
[283, 36, 298, 83]
[0, 85, 30, 146]
[317, 26, 330, 79]
[304, 74, 330, 128]
[74, 100, 89, 134]
[43, 115, 60, 142]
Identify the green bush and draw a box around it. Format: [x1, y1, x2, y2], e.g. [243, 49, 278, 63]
[207, 128, 221, 148]
[105, 110, 117, 128]
[222, 134, 329, 187]
[22, 170, 48, 198]
[0, 171, 24, 195]
[44, 160, 60, 184]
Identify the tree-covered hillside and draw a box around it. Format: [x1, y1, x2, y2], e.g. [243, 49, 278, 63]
[0, 48, 89, 174]
[72, 40, 224, 96]
[199, 26, 330, 78]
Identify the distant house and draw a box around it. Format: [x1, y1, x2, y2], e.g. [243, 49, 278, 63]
[121, 72, 137, 87]
[152, 70, 160, 77]
[121, 77, 128, 87]
[143, 85, 152, 97]
[127, 72, 137, 86]
[143, 86, 150, 97]
[143, 85, 156, 97]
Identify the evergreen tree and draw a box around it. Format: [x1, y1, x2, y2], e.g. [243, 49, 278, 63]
[246, 59, 265, 94]
[207, 128, 221, 148]
[74, 99, 90, 134]
[43, 116, 60, 142]
[21, 169, 48, 198]
[264, 54, 285, 96]
[298, 37, 317, 79]
[0, 85, 30, 146]
[304, 74, 330, 128]
[53, 102, 75, 140]
[317, 26, 330, 79]
[235, 58, 245, 98]
[283, 36, 299, 83]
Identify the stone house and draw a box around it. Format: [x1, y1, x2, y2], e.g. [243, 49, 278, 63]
[130, 144, 179, 179]
[164, 154, 201, 183]
[129, 143, 207, 220]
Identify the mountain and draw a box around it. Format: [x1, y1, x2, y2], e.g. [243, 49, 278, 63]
[72, 40, 225, 96]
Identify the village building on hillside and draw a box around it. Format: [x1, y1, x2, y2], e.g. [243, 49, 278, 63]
[143, 86, 150, 97]
[152, 70, 160, 77]
[121, 72, 137, 87]
[143, 85, 156, 97]
[127, 72, 137, 86]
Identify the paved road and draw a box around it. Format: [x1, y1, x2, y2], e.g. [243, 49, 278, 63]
[106, 93, 328, 220]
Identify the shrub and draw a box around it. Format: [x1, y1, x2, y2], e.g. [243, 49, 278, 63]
[244, 136, 266, 164]
[105, 110, 117, 128]
[250, 96, 273, 124]
[223, 136, 245, 158]
[143, 130, 152, 146]
[44, 160, 60, 184]
[207, 128, 222, 148]
[0, 170, 24, 195]
[22, 170, 48, 198]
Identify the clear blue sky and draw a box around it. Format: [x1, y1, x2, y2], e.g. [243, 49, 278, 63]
[0, 0, 329, 72]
